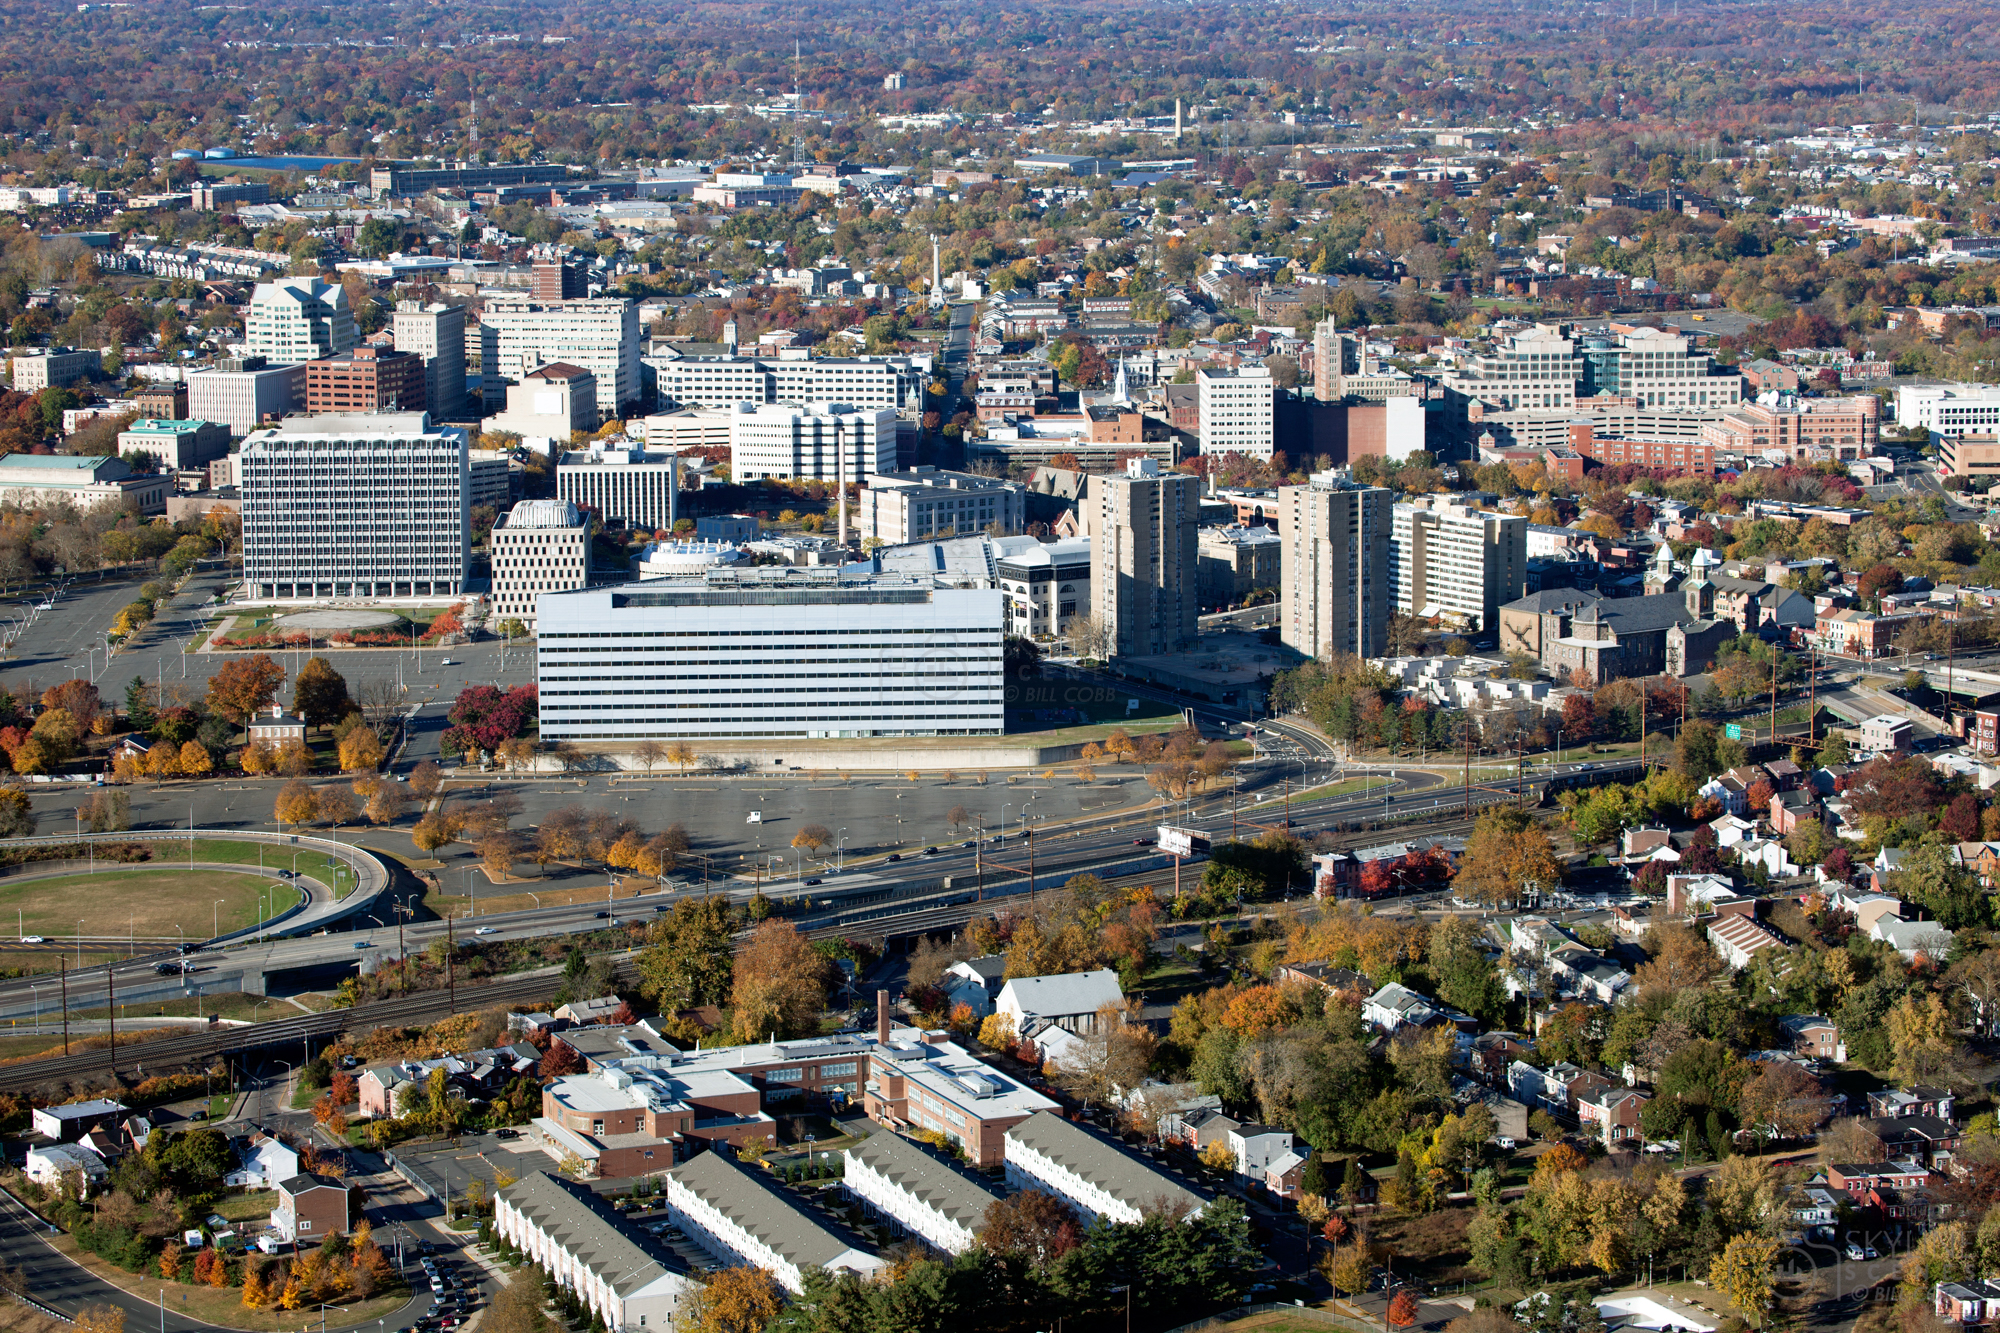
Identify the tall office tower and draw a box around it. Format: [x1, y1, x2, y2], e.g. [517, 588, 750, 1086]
[490, 499, 591, 629]
[239, 412, 468, 600]
[1195, 366, 1275, 457]
[1092, 457, 1198, 659]
[1389, 498, 1527, 637]
[392, 301, 469, 421]
[1279, 471, 1393, 659]
[244, 279, 358, 363]
[478, 298, 641, 420]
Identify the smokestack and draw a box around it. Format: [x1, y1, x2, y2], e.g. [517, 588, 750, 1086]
[876, 989, 890, 1045]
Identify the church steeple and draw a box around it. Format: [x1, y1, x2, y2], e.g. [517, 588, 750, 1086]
[1684, 573, 1714, 618]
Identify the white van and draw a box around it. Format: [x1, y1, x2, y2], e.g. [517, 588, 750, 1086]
[745, 811, 762, 823]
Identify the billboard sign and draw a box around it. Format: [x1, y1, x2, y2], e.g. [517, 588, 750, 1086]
[1157, 826, 1210, 857]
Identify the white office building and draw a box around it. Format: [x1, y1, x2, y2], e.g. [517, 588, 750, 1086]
[1895, 382, 2000, 438]
[1280, 471, 1393, 659]
[391, 301, 468, 421]
[1197, 366, 1275, 457]
[244, 279, 358, 364]
[641, 408, 732, 453]
[1003, 1111, 1208, 1226]
[727, 402, 896, 482]
[187, 360, 307, 437]
[842, 1130, 1002, 1256]
[491, 499, 590, 629]
[996, 536, 1090, 639]
[240, 412, 469, 600]
[535, 568, 1004, 741]
[665, 1149, 885, 1295]
[1390, 497, 1526, 636]
[858, 467, 1026, 545]
[558, 445, 679, 532]
[497, 1172, 697, 1332]
[478, 298, 641, 418]
[1093, 457, 1198, 658]
[650, 354, 926, 411]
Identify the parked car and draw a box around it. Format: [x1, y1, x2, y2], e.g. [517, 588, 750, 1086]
[1846, 1242, 1878, 1261]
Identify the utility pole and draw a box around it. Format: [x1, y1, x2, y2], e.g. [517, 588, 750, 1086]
[1639, 681, 1647, 767]
[445, 913, 456, 1014]
[974, 818, 983, 903]
[1769, 658, 1778, 746]
[1027, 825, 1036, 911]
[106, 964, 115, 1070]
[59, 961, 68, 1057]
[1462, 727, 1473, 817]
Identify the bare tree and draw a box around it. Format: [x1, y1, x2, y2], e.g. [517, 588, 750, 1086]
[1066, 614, 1113, 660]
[354, 677, 403, 730]
[632, 741, 667, 773]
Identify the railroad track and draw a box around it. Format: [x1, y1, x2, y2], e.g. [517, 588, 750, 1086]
[0, 960, 638, 1093]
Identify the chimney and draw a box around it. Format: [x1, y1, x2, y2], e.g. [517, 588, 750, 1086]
[876, 989, 890, 1045]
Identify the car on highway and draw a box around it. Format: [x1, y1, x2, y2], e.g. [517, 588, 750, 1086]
[352, 940, 373, 949]
[592, 911, 609, 919]
[803, 878, 821, 886]
[923, 846, 939, 855]
[886, 853, 901, 862]
[473, 926, 497, 935]
[153, 961, 184, 975]
[19, 935, 42, 944]
[1132, 838, 1151, 845]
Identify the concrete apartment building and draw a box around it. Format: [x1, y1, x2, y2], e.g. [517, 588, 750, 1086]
[187, 359, 307, 437]
[489, 362, 598, 441]
[557, 444, 679, 532]
[478, 298, 641, 418]
[534, 569, 1003, 741]
[9, 347, 100, 391]
[1700, 395, 1880, 462]
[997, 536, 1090, 639]
[1003, 1111, 1209, 1225]
[496, 1172, 696, 1332]
[1093, 457, 1198, 659]
[666, 1149, 885, 1295]
[858, 467, 1026, 544]
[1196, 366, 1275, 457]
[391, 301, 468, 421]
[842, 1130, 1002, 1256]
[1896, 382, 2000, 438]
[244, 279, 358, 363]
[239, 413, 468, 600]
[304, 346, 427, 416]
[490, 499, 590, 629]
[0, 453, 169, 513]
[1196, 524, 1281, 609]
[1391, 497, 1526, 636]
[116, 418, 229, 471]
[726, 402, 896, 482]
[1279, 470, 1393, 658]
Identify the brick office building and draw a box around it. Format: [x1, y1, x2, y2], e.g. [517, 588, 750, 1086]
[304, 346, 428, 415]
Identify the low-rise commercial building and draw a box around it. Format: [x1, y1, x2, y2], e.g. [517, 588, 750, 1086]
[842, 1130, 1002, 1255]
[535, 569, 1003, 742]
[666, 1149, 885, 1294]
[558, 444, 679, 533]
[996, 537, 1090, 640]
[1699, 396, 1879, 462]
[115, 419, 230, 471]
[1896, 381, 2000, 438]
[1196, 523, 1280, 610]
[497, 1171, 696, 1332]
[1939, 434, 2000, 478]
[1003, 1111, 1208, 1225]
[858, 467, 1026, 544]
[0, 452, 169, 513]
[491, 499, 590, 629]
[10, 347, 100, 391]
[536, 1060, 774, 1178]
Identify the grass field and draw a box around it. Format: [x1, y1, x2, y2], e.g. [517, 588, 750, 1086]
[0, 868, 284, 943]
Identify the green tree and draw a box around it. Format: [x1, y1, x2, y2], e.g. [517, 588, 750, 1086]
[637, 896, 739, 1012]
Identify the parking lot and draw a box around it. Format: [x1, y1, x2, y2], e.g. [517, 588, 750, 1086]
[391, 1130, 548, 1205]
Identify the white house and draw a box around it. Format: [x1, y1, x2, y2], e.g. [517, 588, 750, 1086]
[1871, 916, 1955, 962]
[1697, 776, 1749, 816]
[31, 1099, 127, 1142]
[941, 956, 1008, 1018]
[842, 1130, 1002, 1255]
[1362, 982, 1473, 1033]
[994, 969, 1125, 1037]
[1707, 814, 1757, 847]
[497, 1171, 698, 1331]
[1003, 1110, 1208, 1225]
[1707, 914, 1785, 970]
[24, 1142, 106, 1196]
[224, 1132, 300, 1189]
[1734, 838, 1798, 878]
[666, 1148, 885, 1294]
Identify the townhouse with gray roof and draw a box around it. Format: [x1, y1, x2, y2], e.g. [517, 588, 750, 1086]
[665, 1147, 887, 1294]
[1003, 1110, 1209, 1225]
[842, 1129, 1004, 1255]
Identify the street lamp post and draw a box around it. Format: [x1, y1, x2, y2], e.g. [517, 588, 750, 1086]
[76, 918, 84, 968]
[215, 899, 225, 939]
[836, 828, 847, 872]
